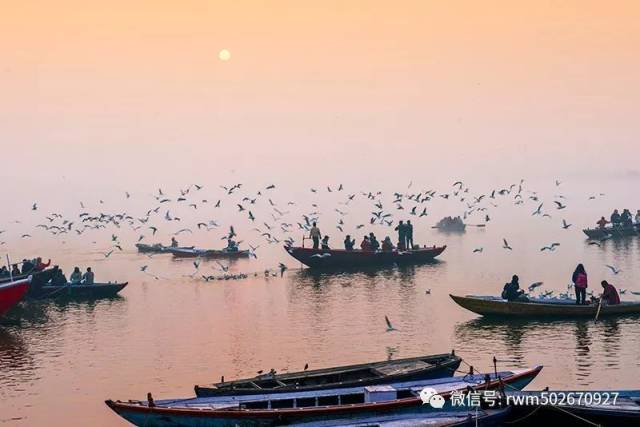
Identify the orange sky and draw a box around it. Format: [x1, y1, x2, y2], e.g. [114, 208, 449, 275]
[1, 1, 639, 184]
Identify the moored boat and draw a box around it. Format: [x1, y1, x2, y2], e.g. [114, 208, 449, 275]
[106, 366, 542, 427]
[583, 226, 638, 239]
[505, 389, 640, 426]
[136, 243, 194, 253]
[195, 352, 462, 397]
[450, 294, 640, 318]
[285, 246, 446, 269]
[170, 247, 251, 259]
[0, 277, 30, 317]
[31, 282, 128, 299]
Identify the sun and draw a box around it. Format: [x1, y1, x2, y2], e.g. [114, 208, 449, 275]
[218, 49, 231, 61]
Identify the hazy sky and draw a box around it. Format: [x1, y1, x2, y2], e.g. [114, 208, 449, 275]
[2, 1, 639, 191]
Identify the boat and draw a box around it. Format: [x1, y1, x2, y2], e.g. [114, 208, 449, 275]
[432, 217, 467, 233]
[30, 282, 128, 299]
[105, 366, 542, 427]
[284, 246, 446, 269]
[450, 294, 640, 318]
[583, 226, 638, 239]
[0, 267, 58, 298]
[170, 247, 251, 259]
[290, 407, 511, 426]
[136, 243, 194, 253]
[505, 390, 640, 426]
[195, 352, 462, 397]
[0, 277, 30, 317]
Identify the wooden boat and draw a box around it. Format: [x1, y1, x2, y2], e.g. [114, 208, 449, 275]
[0, 267, 58, 299]
[583, 226, 638, 239]
[505, 390, 640, 426]
[136, 243, 194, 253]
[432, 218, 467, 233]
[0, 277, 30, 317]
[106, 366, 541, 427]
[285, 246, 446, 269]
[195, 353, 462, 397]
[291, 407, 511, 426]
[170, 247, 251, 259]
[31, 282, 128, 299]
[450, 294, 640, 318]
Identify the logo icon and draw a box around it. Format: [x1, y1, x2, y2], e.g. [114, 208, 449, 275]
[419, 387, 445, 408]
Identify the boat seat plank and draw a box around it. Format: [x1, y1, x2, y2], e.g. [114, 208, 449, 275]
[371, 360, 430, 377]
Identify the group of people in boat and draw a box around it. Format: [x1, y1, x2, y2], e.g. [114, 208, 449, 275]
[0, 257, 50, 278]
[502, 263, 620, 305]
[308, 221, 416, 252]
[169, 237, 239, 252]
[50, 266, 95, 286]
[596, 209, 640, 229]
[435, 216, 465, 229]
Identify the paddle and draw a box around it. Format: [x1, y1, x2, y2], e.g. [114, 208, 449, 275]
[594, 295, 603, 322]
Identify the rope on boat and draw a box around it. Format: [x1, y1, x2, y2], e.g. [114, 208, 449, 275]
[501, 404, 544, 424]
[546, 405, 602, 426]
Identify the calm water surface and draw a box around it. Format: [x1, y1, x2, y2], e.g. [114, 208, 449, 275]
[1, 176, 639, 426]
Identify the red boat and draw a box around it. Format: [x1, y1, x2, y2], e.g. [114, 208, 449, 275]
[285, 245, 446, 269]
[0, 277, 30, 317]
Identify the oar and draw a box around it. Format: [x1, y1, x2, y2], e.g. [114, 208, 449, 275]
[594, 295, 603, 322]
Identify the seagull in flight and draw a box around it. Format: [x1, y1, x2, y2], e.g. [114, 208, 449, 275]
[554, 201, 567, 210]
[605, 265, 622, 275]
[562, 219, 572, 229]
[528, 282, 544, 292]
[502, 238, 512, 250]
[385, 315, 397, 332]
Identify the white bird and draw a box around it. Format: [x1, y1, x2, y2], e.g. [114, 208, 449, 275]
[532, 203, 543, 216]
[310, 253, 332, 259]
[605, 265, 622, 275]
[473, 248, 484, 253]
[562, 219, 572, 229]
[502, 239, 512, 250]
[540, 243, 560, 252]
[528, 282, 544, 292]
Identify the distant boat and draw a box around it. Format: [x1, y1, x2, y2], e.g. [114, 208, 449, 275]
[432, 217, 467, 233]
[136, 243, 194, 254]
[169, 247, 250, 259]
[583, 226, 638, 239]
[0, 277, 30, 317]
[195, 352, 462, 397]
[285, 246, 446, 269]
[106, 366, 542, 427]
[506, 389, 640, 426]
[450, 294, 640, 318]
[32, 282, 128, 299]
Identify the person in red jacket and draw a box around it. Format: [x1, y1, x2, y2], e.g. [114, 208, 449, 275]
[601, 280, 621, 305]
[35, 257, 51, 271]
[360, 236, 372, 251]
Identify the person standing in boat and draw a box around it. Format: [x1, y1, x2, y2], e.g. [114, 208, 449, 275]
[69, 267, 83, 284]
[82, 267, 95, 285]
[369, 232, 380, 251]
[621, 209, 633, 227]
[394, 221, 407, 250]
[406, 220, 414, 249]
[225, 238, 239, 252]
[170, 237, 179, 248]
[343, 235, 355, 251]
[610, 209, 621, 227]
[309, 222, 321, 249]
[21, 259, 35, 274]
[11, 264, 21, 277]
[635, 210, 640, 225]
[596, 216, 609, 229]
[572, 264, 588, 305]
[600, 280, 621, 305]
[0, 266, 8, 278]
[34, 257, 51, 271]
[321, 235, 330, 250]
[51, 268, 68, 286]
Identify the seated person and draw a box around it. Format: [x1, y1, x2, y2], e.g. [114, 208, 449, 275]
[0, 266, 8, 278]
[501, 275, 528, 302]
[82, 267, 95, 285]
[170, 237, 179, 248]
[69, 267, 83, 284]
[21, 259, 35, 274]
[321, 235, 330, 250]
[50, 268, 68, 286]
[381, 236, 394, 252]
[344, 235, 355, 251]
[225, 239, 239, 252]
[596, 216, 609, 229]
[360, 236, 372, 251]
[369, 233, 380, 251]
[11, 264, 21, 277]
[600, 280, 620, 305]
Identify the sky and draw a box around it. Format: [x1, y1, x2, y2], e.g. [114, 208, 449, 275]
[1, 1, 639, 193]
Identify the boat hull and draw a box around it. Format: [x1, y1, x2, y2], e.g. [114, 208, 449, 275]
[195, 353, 462, 397]
[0, 278, 30, 317]
[106, 366, 541, 427]
[171, 248, 251, 259]
[583, 226, 638, 239]
[33, 282, 128, 299]
[450, 295, 640, 318]
[136, 244, 194, 253]
[284, 246, 446, 269]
